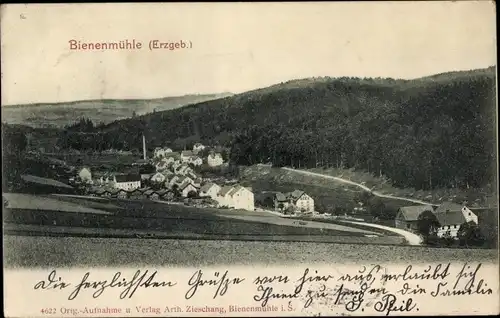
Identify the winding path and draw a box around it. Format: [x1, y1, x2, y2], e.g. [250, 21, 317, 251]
[281, 167, 436, 206]
[341, 220, 423, 245]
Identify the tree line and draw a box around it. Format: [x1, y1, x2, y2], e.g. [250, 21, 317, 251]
[53, 67, 496, 191]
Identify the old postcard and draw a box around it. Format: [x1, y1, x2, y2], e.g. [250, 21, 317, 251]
[1, 1, 498, 317]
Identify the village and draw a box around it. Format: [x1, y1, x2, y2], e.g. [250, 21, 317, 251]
[60, 136, 317, 218]
[45, 134, 485, 244]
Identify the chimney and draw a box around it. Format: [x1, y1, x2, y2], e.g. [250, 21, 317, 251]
[142, 134, 147, 160]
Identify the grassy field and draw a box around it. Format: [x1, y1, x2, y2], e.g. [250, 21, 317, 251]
[3, 195, 394, 239]
[3, 193, 112, 215]
[4, 235, 498, 268]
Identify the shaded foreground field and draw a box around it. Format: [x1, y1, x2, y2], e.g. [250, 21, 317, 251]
[4, 235, 498, 268]
[4, 194, 389, 239]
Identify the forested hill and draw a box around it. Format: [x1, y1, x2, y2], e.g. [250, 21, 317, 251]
[60, 66, 497, 191]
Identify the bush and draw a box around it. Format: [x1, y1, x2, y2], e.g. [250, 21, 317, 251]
[458, 221, 485, 247]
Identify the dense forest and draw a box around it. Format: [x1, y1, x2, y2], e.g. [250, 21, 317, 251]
[49, 67, 497, 190]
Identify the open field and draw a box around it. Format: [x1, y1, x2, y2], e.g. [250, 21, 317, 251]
[3, 193, 111, 215]
[3, 193, 401, 238]
[4, 235, 498, 268]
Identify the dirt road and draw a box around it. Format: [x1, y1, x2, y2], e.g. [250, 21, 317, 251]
[281, 167, 436, 205]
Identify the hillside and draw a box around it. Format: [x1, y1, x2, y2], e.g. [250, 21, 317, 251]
[1, 93, 233, 128]
[36, 67, 499, 191]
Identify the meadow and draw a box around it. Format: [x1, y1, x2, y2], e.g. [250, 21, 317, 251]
[4, 235, 497, 268]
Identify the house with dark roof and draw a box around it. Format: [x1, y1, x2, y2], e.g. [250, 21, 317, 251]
[434, 202, 464, 214]
[287, 190, 314, 213]
[434, 202, 478, 238]
[113, 174, 141, 191]
[274, 192, 290, 211]
[150, 172, 167, 184]
[395, 205, 435, 232]
[129, 188, 146, 200]
[179, 180, 199, 197]
[273, 190, 315, 213]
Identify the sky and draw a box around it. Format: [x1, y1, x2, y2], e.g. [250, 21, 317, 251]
[0, 2, 496, 105]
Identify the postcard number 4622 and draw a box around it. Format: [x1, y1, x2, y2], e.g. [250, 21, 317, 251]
[41, 308, 57, 315]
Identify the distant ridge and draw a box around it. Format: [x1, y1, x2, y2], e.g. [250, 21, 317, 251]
[1, 92, 234, 128]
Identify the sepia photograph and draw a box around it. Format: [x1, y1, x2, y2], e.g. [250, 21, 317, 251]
[1, 2, 498, 317]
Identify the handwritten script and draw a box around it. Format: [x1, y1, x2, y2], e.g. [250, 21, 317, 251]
[32, 262, 494, 316]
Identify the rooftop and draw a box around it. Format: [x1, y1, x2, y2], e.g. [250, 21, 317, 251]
[397, 205, 435, 221]
[114, 174, 141, 183]
[435, 210, 467, 226]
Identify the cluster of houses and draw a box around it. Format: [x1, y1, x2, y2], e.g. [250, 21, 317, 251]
[72, 143, 259, 211]
[68, 141, 321, 214]
[395, 202, 479, 239]
[153, 143, 224, 168]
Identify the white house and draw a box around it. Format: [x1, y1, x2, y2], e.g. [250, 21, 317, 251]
[155, 160, 169, 172]
[179, 181, 198, 197]
[288, 190, 315, 213]
[207, 153, 224, 167]
[150, 172, 166, 184]
[274, 190, 314, 213]
[153, 148, 164, 158]
[181, 150, 195, 163]
[175, 176, 194, 187]
[216, 186, 235, 207]
[78, 167, 92, 184]
[200, 183, 221, 200]
[193, 143, 206, 154]
[113, 174, 141, 191]
[170, 161, 183, 172]
[228, 186, 254, 211]
[153, 147, 173, 158]
[175, 165, 193, 176]
[164, 152, 181, 164]
[216, 185, 254, 211]
[165, 175, 180, 188]
[189, 156, 203, 166]
[434, 202, 478, 238]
